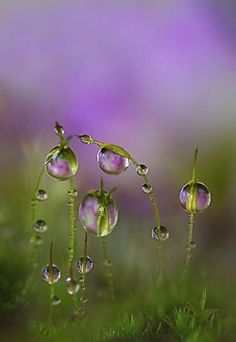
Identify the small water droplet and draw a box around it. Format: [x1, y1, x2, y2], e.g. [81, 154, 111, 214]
[34, 219, 47, 233]
[30, 235, 43, 245]
[136, 164, 148, 176]
[97, 147, 130, 175]
[79, 134, 93, 144]
[54, 122, 64, 136]
[179, 182, 211, 214]
[51, 295, 61, 306]
[79, 190, 118, 237]
[41, 264, 61, 284]
[104, 260, 112, 267]
[190, 241, 197, 248]
[36, 189, 48, 201]
[66, 277, 80, 295]
[76, 256, 94, 274]
[142, 184, 152, 194]
[67, 188, 78, 197]
[45, 145, 78, 180]
[80, 295, 88, 304]
[152, 226, 169, 241]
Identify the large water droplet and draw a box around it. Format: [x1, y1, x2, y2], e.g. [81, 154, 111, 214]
[152, 226, 169, 241]
[41, 264, 61, 284]
[36, 189, 48, 201]
[79, 190, 118, 237]
[97, 147, 130, 175]
[142, 184, 152, 194]
[34, 219, 47, 233]
[66, 277, 80, 295]
[76, 256, 94, 274]
[136, 164, 148, 176]
[45, 145, 78, 180]
[51, 295, 61, 306]
[179, 182, 211, 214]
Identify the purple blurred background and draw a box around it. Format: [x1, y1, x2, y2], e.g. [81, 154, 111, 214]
[0, 0, 236, 271]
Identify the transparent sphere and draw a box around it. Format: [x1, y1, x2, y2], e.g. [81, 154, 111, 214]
[97, 147, 130, 175]
[45, 145, 78, 180]
[76, 255, 94, 274]
[179, 182, 211, 214]
[66, 277, 80, 295]
[34, 219, 47, 233]
[36, 189, 48, 201]
[51, 295, 61, 306]
[41, 264, 61, 284]
[152, 226, 169, 241]
[142, 184, 152, 194]
[68, 189, 78, 197]
[79, 190, 118, 237]
[136, 164, 148, 176]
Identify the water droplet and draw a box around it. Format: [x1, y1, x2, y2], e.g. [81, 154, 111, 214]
[142, 184, 152, 194]
[152, 226, 169, 241]
[51, 295, 61, 306]
[136, 164, 148, 176]
[34, 219, 47, 233]
[97, 147, 130, 175]
[76, 256, 94, 274]
[80, 295, 88, 304]
[30, 235, 43, 245]
[66, 277, 80, 295]
[36, 189, 48, 201]
[104, 260, 112, 267]
[79, 135, 93, 144]
[190, 241, 197, 248]
[79, 190, 118, 237]
[67, 188, 78, 197]
[179, 182, 211, 214]
[45, 145, 78, 180]
[41, 264, 61, 284]
[54, 122, 64, 136]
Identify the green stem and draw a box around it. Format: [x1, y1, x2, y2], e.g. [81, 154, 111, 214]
[31, 167, 45, 269]
[68, 179, 77, 269]
[183, 213, 194, 275]
[101, 238, 115, 301]
[78, 232, 88, 317]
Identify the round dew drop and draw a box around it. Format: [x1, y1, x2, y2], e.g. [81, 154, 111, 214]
[45, 145, 78, 181]
[68, 189, 78, 197]
[79, 190, 118, 237]
[76, 255, 94, 274]
[152, 226, 169, 241]
[97, 147, 130, 175]
[51, 295, 61, 306]
[142, 184, 152, 194]
[41, 264, 61, 284]
[136, 164, 148, 176]
[66, 277, 80, 295]
[36, 189, 48, 201]
[179, 182, 211, 214]
[34, 219, 47, 233]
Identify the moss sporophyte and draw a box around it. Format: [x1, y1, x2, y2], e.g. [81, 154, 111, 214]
[30, 123, 212, 329]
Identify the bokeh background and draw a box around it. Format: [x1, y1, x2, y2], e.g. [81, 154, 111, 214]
[0, 0, 236, 340]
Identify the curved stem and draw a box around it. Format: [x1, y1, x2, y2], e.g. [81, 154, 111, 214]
[101, 238, 115, 301]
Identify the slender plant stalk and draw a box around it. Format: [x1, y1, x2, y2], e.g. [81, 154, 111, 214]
[78, 231, 88, 317]
[48, 242, 55, 324]
[31, 167, 45, 269]
[68, 178, 77, 269]
[101, 238, 115, 301]
[183, 148, 198, 276]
